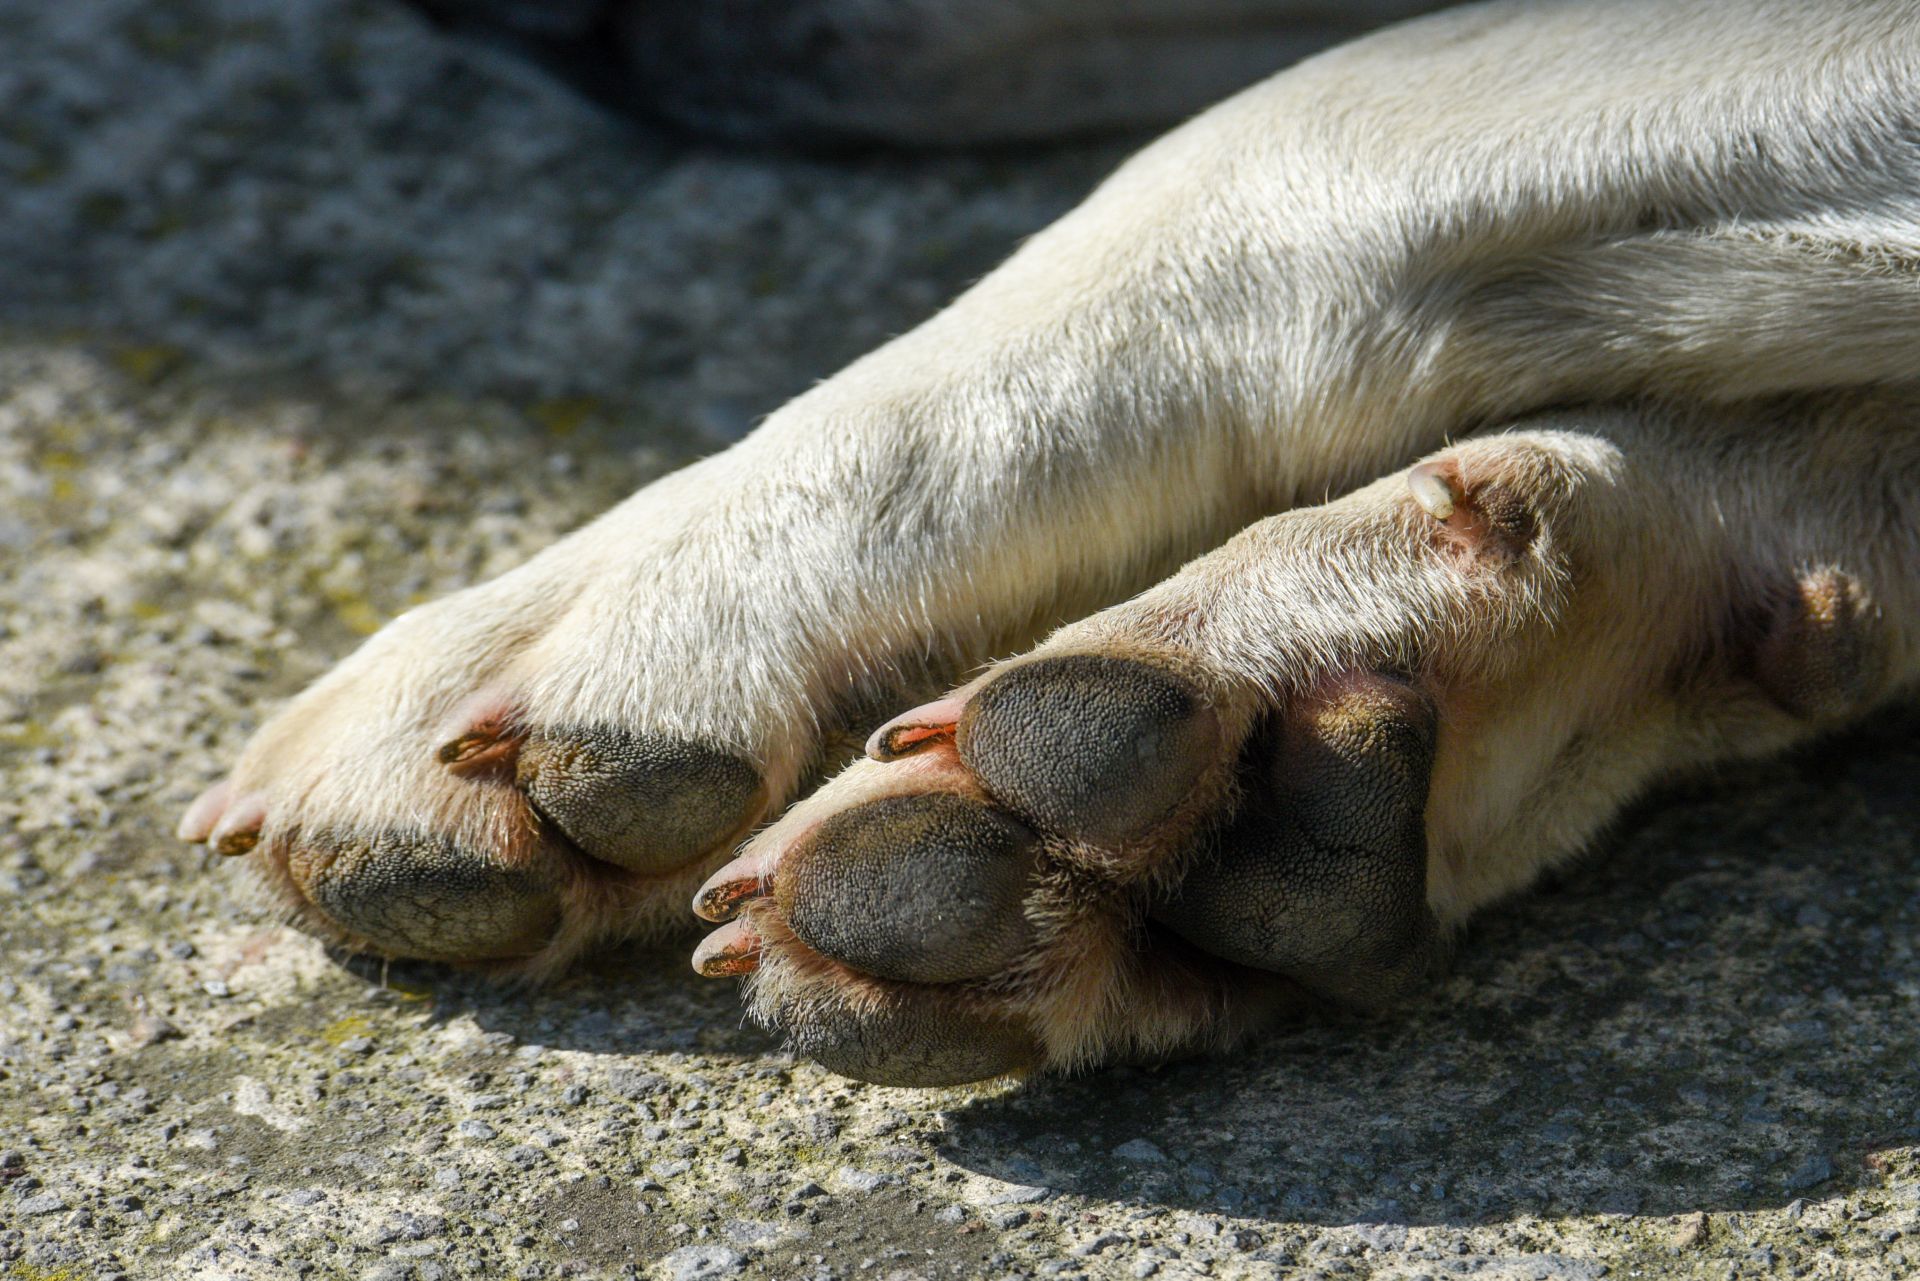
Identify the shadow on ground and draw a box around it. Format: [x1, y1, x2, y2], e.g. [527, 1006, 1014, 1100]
[325, 701, 1920, 1236]
[361, 944, 783, 1063]
[922, 707, 1920, 1228]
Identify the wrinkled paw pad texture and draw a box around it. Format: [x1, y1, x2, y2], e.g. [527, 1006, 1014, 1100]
[194, 720, 770, 970]
[776, 794, 1040, 985]
[288, 831, 562, 962]
[713, 653, 1450, 1086]
[957, 655, 1220, 846]
[1153, 675, 1442, 1007]
[516, 728, 765, 874]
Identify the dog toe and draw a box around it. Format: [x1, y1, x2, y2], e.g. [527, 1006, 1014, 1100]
[957, 654, 1220, 846]
[288, 829, 563, 962]
[515, 727, 766, 874]
[772, 793, 1042, 985]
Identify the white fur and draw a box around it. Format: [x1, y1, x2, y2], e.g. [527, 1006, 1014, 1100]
[199, 0, 1919, 981]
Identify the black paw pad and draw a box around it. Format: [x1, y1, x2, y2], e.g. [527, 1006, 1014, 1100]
[776, 794, 1039, 984]
[1153, 674, 1440, 1007]
[1283, 674, 1436, 850]
[516, 730, 764, 874]
[293, 832, 560, 961]
[957, 655, 1219, 845]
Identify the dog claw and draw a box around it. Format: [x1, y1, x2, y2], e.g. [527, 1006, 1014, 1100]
[207, 793, 269, 857]
[1407, 461, 1457, 521]
[177, 779, 233, 843]
[437, 721, 524, 777]
[865, 695, 968, 761]
[692, 918, 763, 976]
[692, 850, 775, 923]
[214, 829, 259, 856]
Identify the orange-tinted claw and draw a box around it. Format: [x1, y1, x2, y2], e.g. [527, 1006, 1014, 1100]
[214, 828, 260, 857]
[874, 722, 956, 758]
[437, 720, 523, 778]
[694, 875, 765, 924]
[864, 694, 968, 762]
[692, 919, 762, 977]
[207, 792, 269, 858]
[693, 850, 773, 923]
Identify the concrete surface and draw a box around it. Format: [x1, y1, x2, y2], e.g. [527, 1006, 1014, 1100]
[1, 2, 1916, 1279]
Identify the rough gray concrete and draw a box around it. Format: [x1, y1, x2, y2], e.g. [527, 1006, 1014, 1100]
[2, 2, 1917, 1279]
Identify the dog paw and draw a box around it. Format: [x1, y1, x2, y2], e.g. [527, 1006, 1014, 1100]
[175, 419, 1035, 974]
[176, 555, 790, 971]
[693, 658, 1443, 1085]
[694, 408, 1908, 1083]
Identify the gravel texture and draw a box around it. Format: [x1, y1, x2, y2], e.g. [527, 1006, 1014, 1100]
[3, 2, 1919, 1279]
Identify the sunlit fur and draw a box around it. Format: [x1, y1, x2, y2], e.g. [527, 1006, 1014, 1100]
[742, 397, 1919, 1074]
[193, 1, 1917, 1010]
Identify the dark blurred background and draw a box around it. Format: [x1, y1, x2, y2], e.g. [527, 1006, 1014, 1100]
[409, 0, 1447, 147]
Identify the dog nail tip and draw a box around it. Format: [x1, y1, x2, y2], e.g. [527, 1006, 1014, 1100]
[865, 695, 969, 761]
[437, 725, 523, 776]
[693, 853, 772, 922]
[692, 921, 761, 977]
[177, 779, 233, 843]
[868, 724, 957, 761]
[1408, 463, 1457, 522]
[207, 792, 269, 857]
[693, 880, 761, 924]
[694, 954, 761, 978]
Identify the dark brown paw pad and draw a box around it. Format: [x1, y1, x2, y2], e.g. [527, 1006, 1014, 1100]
[1752, 568, 1886, 721]
[516, 728, 765, 873]
[290, 832, 560, 961]
[957, 654, 1219, 845]
[1153, 672, 1441, 1007]
[776, 794, 1040, 984]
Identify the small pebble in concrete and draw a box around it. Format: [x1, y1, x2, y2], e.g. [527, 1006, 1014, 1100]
[835, 1168, 893, 1194]
[662, 1244, 745, 1279]
[1112, 1139, 1167, 1162]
